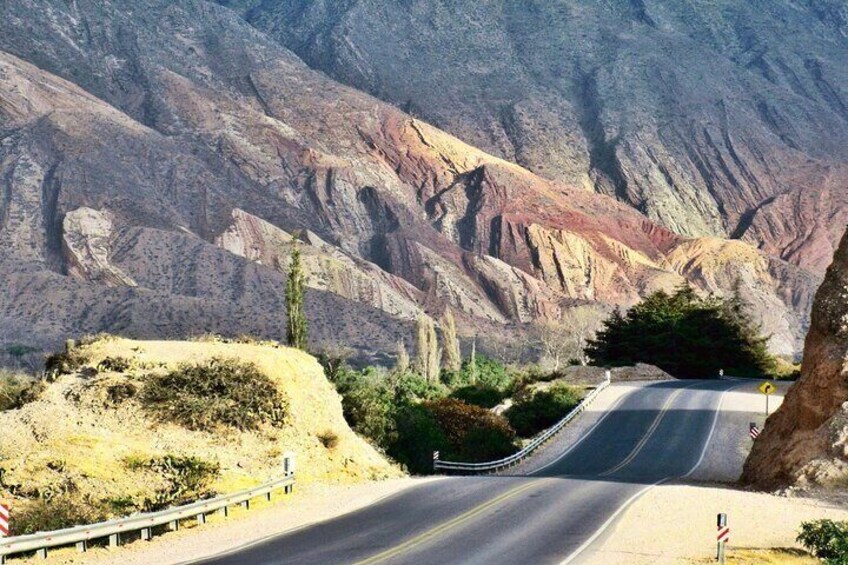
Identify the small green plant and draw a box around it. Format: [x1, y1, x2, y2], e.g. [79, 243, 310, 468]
[798, 520, 848, 564]
[126, 454, 220, 512]
[97, 356, 132, 373]
[141, 358, 288, 431]
[317, 430, 340, 449]
[506, 383, 581, 438]
[10, 497, 107, 535]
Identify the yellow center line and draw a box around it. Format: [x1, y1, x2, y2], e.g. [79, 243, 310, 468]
[354, 480, 545, 565]
[598, 382, 701, 477]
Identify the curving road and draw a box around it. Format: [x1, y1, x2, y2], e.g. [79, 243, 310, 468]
[198, 379, 739, 565]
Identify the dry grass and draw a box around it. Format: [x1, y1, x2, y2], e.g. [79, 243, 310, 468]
[690, 548, 816, 564]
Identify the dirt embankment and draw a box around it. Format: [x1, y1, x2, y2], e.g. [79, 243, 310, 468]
[0, 337, 400, 525]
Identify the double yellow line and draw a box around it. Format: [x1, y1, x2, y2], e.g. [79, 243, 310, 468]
[354, 480, 544, 565]
[598, 383, 698, 477]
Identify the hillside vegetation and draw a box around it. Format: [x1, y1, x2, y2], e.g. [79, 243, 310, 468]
[0, 337, 399, 534]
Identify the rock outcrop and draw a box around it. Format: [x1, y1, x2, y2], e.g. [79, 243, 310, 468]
[742, 228, 848, 489]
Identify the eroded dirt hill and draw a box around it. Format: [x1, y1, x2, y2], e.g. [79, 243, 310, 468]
[0, 0, 820, 356]
[742, 227, 848, 489]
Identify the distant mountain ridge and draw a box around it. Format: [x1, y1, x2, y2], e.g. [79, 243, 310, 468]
[0, 0, 820, 358]
[219, 0, 848, 275]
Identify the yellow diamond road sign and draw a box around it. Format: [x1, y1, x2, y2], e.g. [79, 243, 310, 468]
[759, 381, 776, 395]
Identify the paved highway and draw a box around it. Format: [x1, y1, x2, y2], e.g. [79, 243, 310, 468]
[199, 379, 739, 565]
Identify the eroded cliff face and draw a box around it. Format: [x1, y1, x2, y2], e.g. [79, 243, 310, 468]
[224, 0, 848, 276]
[742, 228, 848, 489]
[0, 0, 821, 357]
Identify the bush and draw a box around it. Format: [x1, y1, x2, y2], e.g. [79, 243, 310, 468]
[44, 348, 90, 380]
[317, 430, 340, 449]
[506, 383, 581, 438]
[0, 371, 44, 410]
[586, 285, 777, 379]
[105, 382, 138, 405]
[450, 384, 506, 409]
[97, 356, 132, 373]
[389, 404, 449, 474]
[10, 497, 107, 535]
[141, 358, 288, 431]
[798, 520, 848, 564]
[126, 454, 220, 512]
[423, 398, 517, 462]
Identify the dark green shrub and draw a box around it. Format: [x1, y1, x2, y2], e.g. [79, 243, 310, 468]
[126, 455, 220, 512]
[105, 382, 138, 405]
[97, 356, 132, 373]
[423, 398, 516, 462]
[10, 497, 107, 535]
[389, 404, 449, 474]
[450, 384, 506, 409]
[798, 520, 848, 564]
[506, 383, 581, 437]
[586, 285, 777, 379]
[44, 349, 90, 380]
[141, 358, 287, 431]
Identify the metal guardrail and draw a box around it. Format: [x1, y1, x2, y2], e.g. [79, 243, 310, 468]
[0, 456, 295, 563]
[434, 375, 612, 474]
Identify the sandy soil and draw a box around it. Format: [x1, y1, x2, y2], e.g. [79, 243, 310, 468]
[582, 379, 848, 565]
[14, 478, 437, 564]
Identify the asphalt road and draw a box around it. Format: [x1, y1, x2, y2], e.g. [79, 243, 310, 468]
[199, 379, 738, 565]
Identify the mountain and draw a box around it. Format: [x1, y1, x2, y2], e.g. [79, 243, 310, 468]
[220, 0, 848, 275]
[743, 227, 848, 489]
[0, 0, 818, 359]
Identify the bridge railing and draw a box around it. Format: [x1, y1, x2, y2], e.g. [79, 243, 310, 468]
[434, 375, 611, 474]
[0, 455, 295, 563]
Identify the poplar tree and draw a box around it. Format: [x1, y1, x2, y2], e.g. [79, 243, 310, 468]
[441, 308, 461, 373]
[414, 315, 440, 383]
[285, 240, 308, 350]
[395, 339, 410, 374]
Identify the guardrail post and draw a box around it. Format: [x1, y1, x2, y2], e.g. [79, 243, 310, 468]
[76, 540, 88, 552]
[109, 533, 121, 548]
[197, 513, 206, 525]
[219, 506, 229, 518]
[141, 527, 152, 541]
[265, 492, 272, 502]
[242, 500, 251, 511]
[284, 452, 295, 494]
[168, 520, 180, 531]
[37, 548, 47, 559]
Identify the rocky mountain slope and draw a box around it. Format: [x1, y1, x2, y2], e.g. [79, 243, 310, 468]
[743, 227, 848, 489]
[0, 0, 820, 357]
[222, 0, 848, 275]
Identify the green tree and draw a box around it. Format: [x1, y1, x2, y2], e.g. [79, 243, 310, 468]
[414, 315, 440, 384]
[586, 285, 776, 379]
[285, 240, 308, 350]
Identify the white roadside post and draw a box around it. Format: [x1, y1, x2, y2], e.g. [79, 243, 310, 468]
[284, 452, 295, 494]
[716, 513, 730, 564]
[432, 451, 440, 473]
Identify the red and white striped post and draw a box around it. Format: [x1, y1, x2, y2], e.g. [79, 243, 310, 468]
[0, 502, 10, 537]
[716, 513, 730, 564]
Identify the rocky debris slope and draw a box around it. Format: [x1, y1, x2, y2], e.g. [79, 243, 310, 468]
[742, 228, 848, 489]
[0, 0, 820, 356]
[0, 337, 400, 521]
[223, 0, 848, 275]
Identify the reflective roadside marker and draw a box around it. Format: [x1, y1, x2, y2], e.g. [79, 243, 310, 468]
[716, 513, 729, 564]
[749, 422, 760, 439]
[0, 503, 9, 537]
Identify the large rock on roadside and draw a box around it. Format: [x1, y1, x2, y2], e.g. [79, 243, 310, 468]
[742, 228, 848, 489]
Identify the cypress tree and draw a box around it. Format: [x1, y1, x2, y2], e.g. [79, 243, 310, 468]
[285, 239, 308, 350]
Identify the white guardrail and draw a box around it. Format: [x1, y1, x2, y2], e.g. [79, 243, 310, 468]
[0, 455, 295, 563]
[434, 375, 612, 474]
